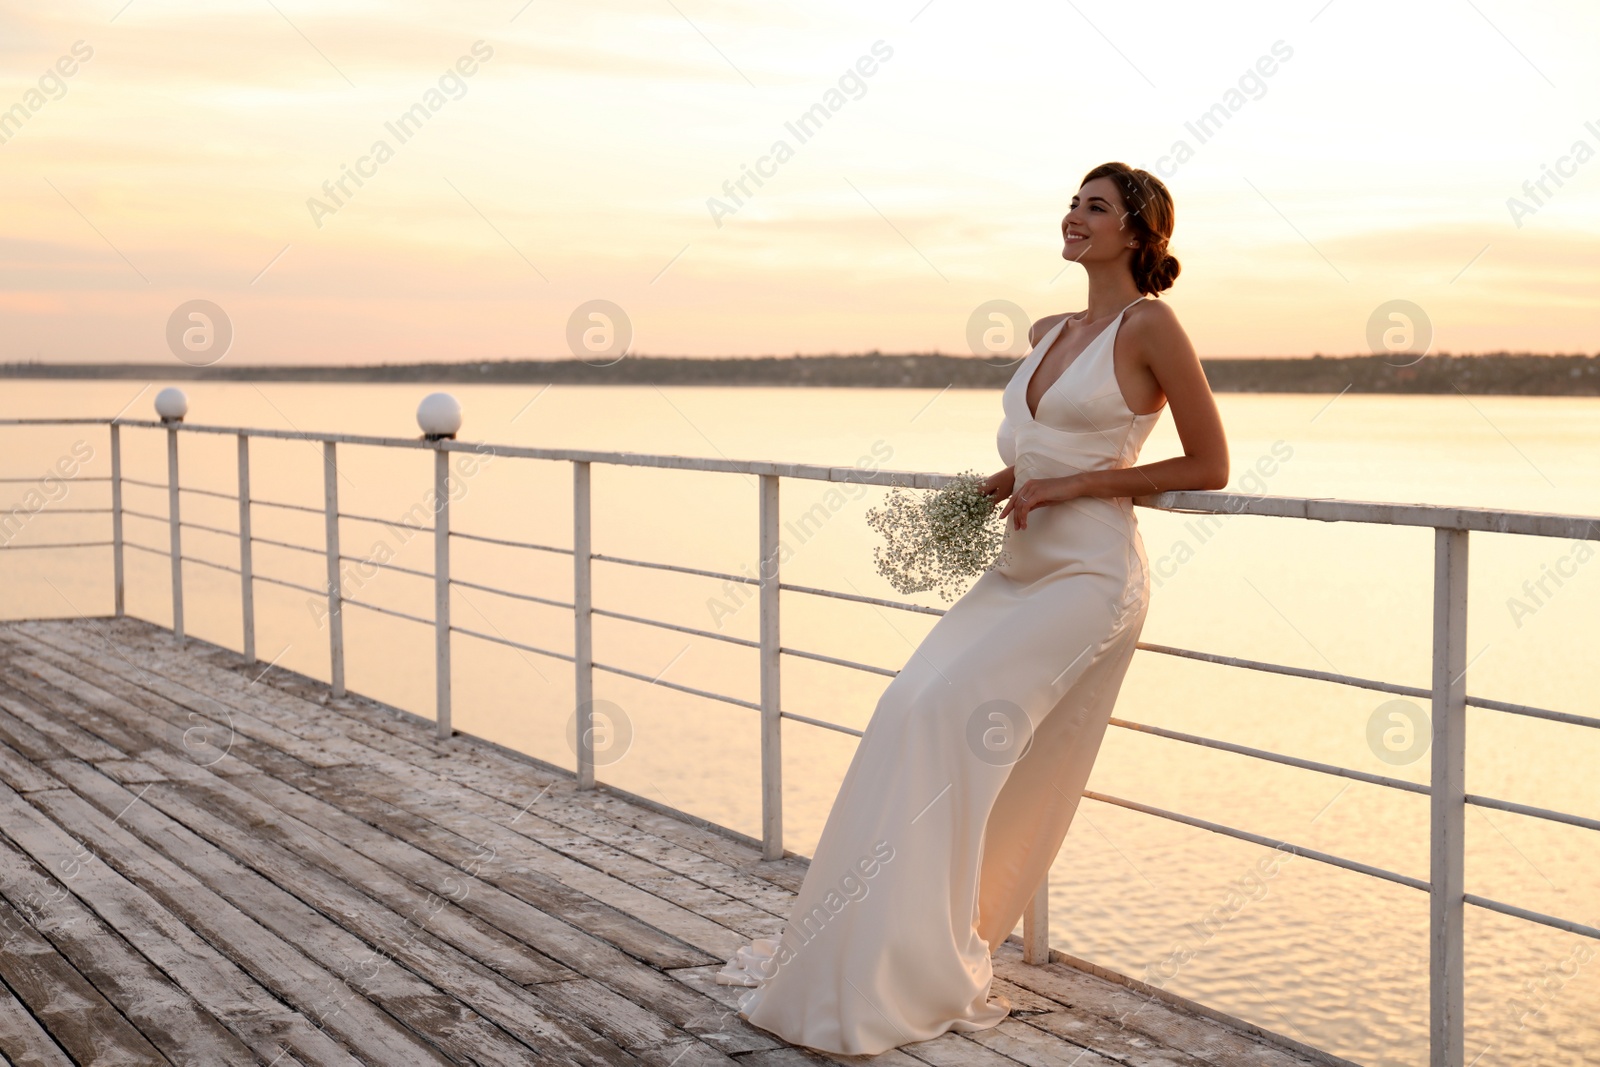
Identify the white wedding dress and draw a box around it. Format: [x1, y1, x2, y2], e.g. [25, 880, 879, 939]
[718, 297, 1164, 1055]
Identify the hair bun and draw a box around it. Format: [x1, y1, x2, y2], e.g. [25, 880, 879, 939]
[1149, 252, 1181, 294]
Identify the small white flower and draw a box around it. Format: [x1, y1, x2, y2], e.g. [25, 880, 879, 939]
[864, 470, 1012, 602]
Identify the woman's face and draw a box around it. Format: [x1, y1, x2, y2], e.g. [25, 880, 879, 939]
[1061, 176, 1135, 264]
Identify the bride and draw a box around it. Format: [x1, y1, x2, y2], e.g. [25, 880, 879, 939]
[717, 161, 1230, 1055]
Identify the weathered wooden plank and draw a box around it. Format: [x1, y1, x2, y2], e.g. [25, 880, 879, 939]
[126, 756, 576, 985]
[202, 761, 783, 1056]
[94, 758, 169, 785]
[0, 646, 312, 785]
[132, 757, 743, 1065]
[89, 625, 797, 944]
[0, 969, 76, 1067]
[103, 621, 810, 906]
[0, 672, 146, 761]
[0, 656, 233, 772]
[0, 890, 158, 1065]
[365, 752, 797, 925]
[0, 699, 72, 763]
[991, 951, 1319, 1067]
[892, 1031, 1035, 1067]
[0, 802, 296, 1064]
[0, 655, 736, 1055]
[321, 763, 762, 958]
[58, 759, 656, 1066]
[26, 777, 467, 1067]
[0, 735, 60, 793]
[964, 1018, 1123, 1067]
[0, 777, 361, 1067]
[285, 765, 718, 971]
[4, 631, 345, 771]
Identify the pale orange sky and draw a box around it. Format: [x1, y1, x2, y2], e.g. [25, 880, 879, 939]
[2, 0, 1598, 365]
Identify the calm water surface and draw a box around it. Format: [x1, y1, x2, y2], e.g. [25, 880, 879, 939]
[1, 380, 1597, 1067]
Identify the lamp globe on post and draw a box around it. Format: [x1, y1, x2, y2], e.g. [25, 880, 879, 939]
[417, 392, 461, 441]
[154, 387, 188, 423]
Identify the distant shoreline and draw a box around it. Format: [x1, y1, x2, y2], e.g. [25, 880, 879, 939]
[3, 352, 1599, 395]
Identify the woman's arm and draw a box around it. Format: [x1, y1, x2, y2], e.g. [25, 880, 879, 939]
[1001, 302, 1229, 528]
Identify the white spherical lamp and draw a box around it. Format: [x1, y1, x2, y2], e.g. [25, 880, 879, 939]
[154, 387, 188, 422]
[416, 392, 462, 440]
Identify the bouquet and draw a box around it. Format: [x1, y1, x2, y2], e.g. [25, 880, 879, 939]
[865, 469, 1012, 602]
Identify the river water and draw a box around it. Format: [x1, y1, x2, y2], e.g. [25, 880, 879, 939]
[1, 379, 1596, 1067]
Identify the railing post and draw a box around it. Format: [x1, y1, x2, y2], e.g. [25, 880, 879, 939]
[434, 446, 452, 739]
[323, 441, 344, 697]
[237, 434, 255, 663]
[758, 473, 783, 860]
[1023, 876, 1050, 964]
[110, 423, 124, 618]
[573, 460, 594, 789]
[166, 425, 184, 646]
[1430, 527, 1468, 1067]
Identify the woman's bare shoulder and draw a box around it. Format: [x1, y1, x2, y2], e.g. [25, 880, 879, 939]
[1122, 298, 1191, 350]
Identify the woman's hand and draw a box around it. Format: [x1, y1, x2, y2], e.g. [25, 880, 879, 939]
[997, 475, 1081, 530]
[980, 466, 1015, 504]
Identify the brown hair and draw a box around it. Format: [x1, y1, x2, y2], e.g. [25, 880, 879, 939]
[1080, 162, 1180, 295]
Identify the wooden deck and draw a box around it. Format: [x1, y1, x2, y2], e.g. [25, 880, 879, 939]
[0, 617, 1347, 1067]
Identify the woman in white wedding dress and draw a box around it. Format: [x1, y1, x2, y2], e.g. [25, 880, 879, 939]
[717, 162, 1230, 1055]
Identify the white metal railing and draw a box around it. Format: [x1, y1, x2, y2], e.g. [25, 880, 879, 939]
[1, 410, 1597, 1067]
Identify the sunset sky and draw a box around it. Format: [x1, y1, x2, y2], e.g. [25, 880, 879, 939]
[2, 0, 1597, 364]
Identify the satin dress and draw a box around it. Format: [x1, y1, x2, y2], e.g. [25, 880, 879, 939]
[717, 297, 1165, 1055]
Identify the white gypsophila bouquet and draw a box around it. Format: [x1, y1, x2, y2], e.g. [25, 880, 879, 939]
[864, 469, 1012, 602]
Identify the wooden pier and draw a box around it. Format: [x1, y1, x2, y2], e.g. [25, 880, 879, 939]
[0, 617, 1343, 1067]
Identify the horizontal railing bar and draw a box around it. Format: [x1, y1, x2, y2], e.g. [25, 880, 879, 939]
[0, 475, 110, 483]
[1129, 489, 1600, 541]
[1107, 717, 1431, 795]
[121, 507, 170, 524]
[0, 540, 113, 551]
[1083, 790, 1431, 892]
[181, 554, 240, 576]
[339, 554, 432, 581]
[779, 645, 899, 678]
[124, 541, 167, 557]
[252, 498, 324, 516]
[591, 659, 761, 711]
[179, 486, 238, 502]
[780, 580, 946, 616]
[1135, 641, 1431, 701]
[1466, 696, 1600, 732]
[780, 710, 865, 737]
[452, 529, 572, 555]
[0, 507, 108, 515]
[0, 418, 111, 425]
[86, 419, 1600, 539]
[1464, 793, 1600, 833]
[1139, 641, 1599, 732]
[339, 510, 430, 533]
[181, 519, 240, 539]
[449, 578, 568, 609]
[1464, 894, 1600, 942]
[343, 597, 433, 627]
[119, 476, 169, 490]
[450, 624, 574, 663]
[250, 535, 323, 558]
[591, 552, 743, 583]
[251, 572, 325, 597]
[592, 606, 759, 649]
